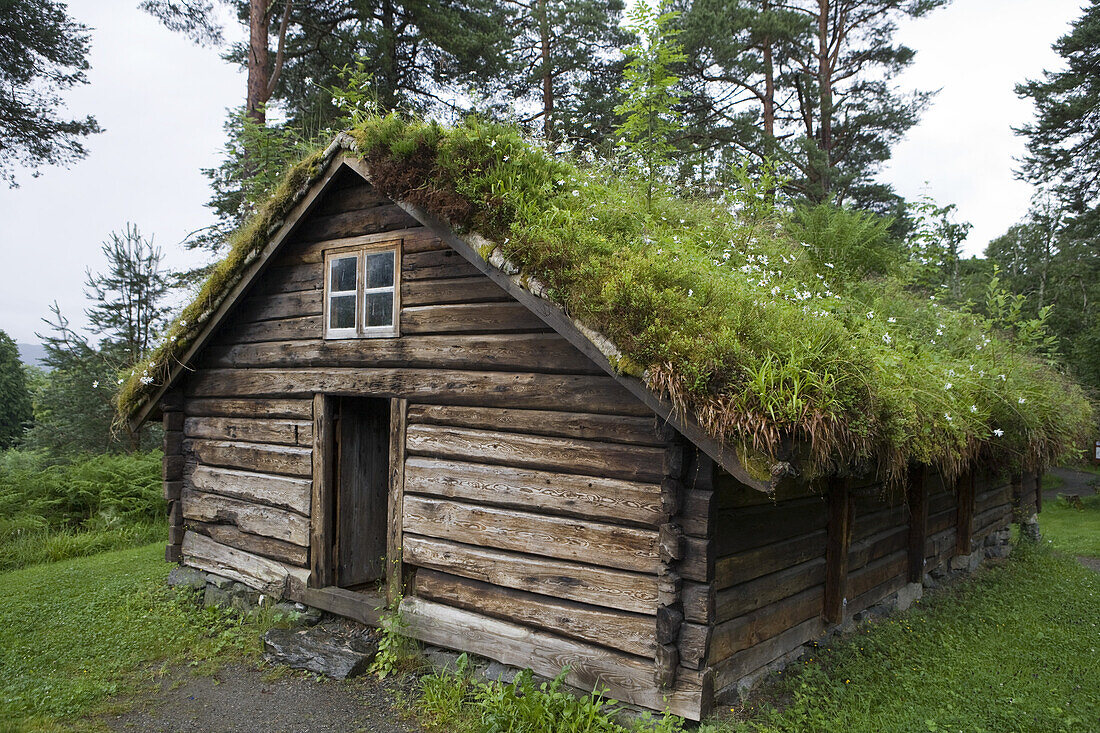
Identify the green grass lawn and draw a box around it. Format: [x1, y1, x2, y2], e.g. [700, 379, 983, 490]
[0, 543, 276, 732]
[1041, 494, 1100, 558]
[706, 546, 1100, 733]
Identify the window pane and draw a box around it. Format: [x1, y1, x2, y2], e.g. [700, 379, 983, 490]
[365, 291, 394, 327]
[366, 251, 394, 289]
[329, 294, 356, 330]
[330, 256, 357, 292]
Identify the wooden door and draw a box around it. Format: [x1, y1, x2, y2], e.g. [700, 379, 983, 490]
[334, 397, 390, 588]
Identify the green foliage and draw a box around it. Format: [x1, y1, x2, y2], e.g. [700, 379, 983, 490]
[702, 545, 1100, 732]
[370, 594, 418, 679]
[0, 331, 31, 448]
[615, 0, 687, 210]
[417, 653, 686, 733]
[0, 543, 283, 728]
[0, 0, 102, 187]
[124, 117, 1094, 483]
[905, 193, 973, 297]
[0, 449, 164, 537]
[0, 516, 165, 572]
[786, 203, 903, 280]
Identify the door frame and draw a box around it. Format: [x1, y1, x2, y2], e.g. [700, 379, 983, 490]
[309, 393, 406, 605]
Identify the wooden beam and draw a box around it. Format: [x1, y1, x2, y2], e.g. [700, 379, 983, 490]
[906, 465, 927, 583]
[822, 477, 852, 625]
[387, 398, 407, 603]
[955, 471, 975, 556]
[310, 394, 334, 587]
[182, 530, 309, 598]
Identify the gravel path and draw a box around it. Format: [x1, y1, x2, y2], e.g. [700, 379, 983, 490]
[1044, 467, 1099, 501]
[103, 663, 422, 733]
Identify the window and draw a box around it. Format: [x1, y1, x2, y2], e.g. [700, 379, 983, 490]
[324, 242, 400, 339]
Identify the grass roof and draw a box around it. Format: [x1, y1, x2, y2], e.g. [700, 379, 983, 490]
[121, 116, 1094, 486]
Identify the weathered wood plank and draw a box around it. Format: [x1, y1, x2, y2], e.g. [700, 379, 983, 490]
[277, 227, 435, 266]
[956, 472, 975, 555]
[184, 416, 312, 447]
[713, 616, 824, 692]
[400, 597, 706, 720]
[186, 368, 652, 416]
[186, 438, 312, 478]
[295, 204, 419, 243]
[712, 496, 828, 557]
[406, 405, 663, 446]
[907, 466, 928, 583]
[713, 558, 826, 624]
[401, 276, 509, 306]
[846, 550, 907, 600]
[214, 315, 322, 344]
[182, 531, 309, 598]
[184, 398, 313, 420]
[316, 183, 389, 215]
[291, 585, 385, 627]
[188, 464, 311, 515]
[713, 529, 828, 591]
[201, 333, 604, 374]
[847, 525, 907, 574]
[403, 248, 483, 281]
[234, 291, 322, 324]
[401, 302, 549, 334]
[708, 585, 824, 663]
[404, 424, 664, 483]
[387, 398, 407, 602]
[402, 496, 659, 574]
[403, 457, 662, 527]
[823, 479, 853, 625]
[187, 519, 308, 566]
[413, 568, 655, 657]
[311, 394, 334, 587]
[402, 535, 657, 615]
[182, 488, 310, 546]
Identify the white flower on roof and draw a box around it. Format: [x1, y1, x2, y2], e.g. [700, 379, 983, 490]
[117, 378, 123, 385]
[824, 262, 834, 268]
[945, 413, 952, 422]
[887, 317, 896, 323]
[140, 376, 153, 385]
[970, 405, 978, 413]
[92, 380, 99, 388]
[993, 429, 1004, 437]
[866, 310, 875, 320]
[571, 190, 579, 196]
[944, 382, 952, 390]
[1018, 397, 1026, 404]
[883, 333, 892, 345]
[999, 374, 1006, 381]
[180, 320, 187, 327]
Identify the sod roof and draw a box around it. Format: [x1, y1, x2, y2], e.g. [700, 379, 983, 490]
[120, 116, 1094, 487]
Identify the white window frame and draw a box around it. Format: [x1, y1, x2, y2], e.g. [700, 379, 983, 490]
[323, 240, 401, 340]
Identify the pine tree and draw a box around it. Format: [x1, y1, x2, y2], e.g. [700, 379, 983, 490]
[0, 0, 102, 186]
[1016, 0, 1100, 241]
[615, 0, 687, 211]
[0, 331, 32, 448]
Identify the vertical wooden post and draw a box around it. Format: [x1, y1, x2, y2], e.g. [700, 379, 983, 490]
[823, 476, 852, 625]
[386, 398, 407, 605]
[310, 394, 335, 587]
[906, 465, 927, 583]
[955, 471, 975, 556]
[161, 392, 184, 564]
[1034, 470, 1043, 514]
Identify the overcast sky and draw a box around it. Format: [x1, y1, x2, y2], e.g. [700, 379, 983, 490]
[0, 0, 1085, 344]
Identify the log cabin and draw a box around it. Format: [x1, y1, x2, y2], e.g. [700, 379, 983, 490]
[124, 131, 1045, 721]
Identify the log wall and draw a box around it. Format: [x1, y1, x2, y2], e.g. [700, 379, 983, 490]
[170, 170, 710, 719]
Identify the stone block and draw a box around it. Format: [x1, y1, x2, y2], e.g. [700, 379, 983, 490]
[895, 582, 923, 612]
[264, 627, 377, 679]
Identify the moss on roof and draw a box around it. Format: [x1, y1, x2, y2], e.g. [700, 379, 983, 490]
[121, 116, 1094, 484]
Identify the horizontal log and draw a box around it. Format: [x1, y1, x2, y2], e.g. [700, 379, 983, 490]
[290, 585, 384, 627]
[713, 497, 828, 557]
[714, 470, 819, 509]
[188, 464, 311, 515]
[713, 615, 824, 693]
[186, 368, 651, 416]
[708, 584, 824, 663]
[847, 573, 907, 616]
[182, 530, 309, 598]
[847, 525, 907, 574]
[182, 487, 309, 546]
[184, 416, 312, 447]
[184, 397, 313, 420]
[713, 558, 826, 624]
[925, 526, 956, 563]
[406, 404, 663, 446]
[249, 263, 323, 296]
[401, 276, 509, 306]
[277, 227, 435, 266]
[847, 551, 907, 600]
[851, 505, 907, 544]
[201, 333, 603, 374]
[214, 315, 322, 344]
[413, 568, 655, 657]
[316, 183, 390, 215]
[403, 457, 662, 527]
[234, 291, 322, 324]
[402, 496, 659, 574]
[402, 535, 657, 615]
[401, 302, 549, 335]
[295, 204, 419, 243]
[185, 438, 312, 478]
[405, 424, 664, 483]
[187, 519, 308, 566]
[400, 597, 706, 720]
[402, 247, 483, 281]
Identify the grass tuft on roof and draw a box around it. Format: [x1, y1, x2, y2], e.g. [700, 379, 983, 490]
[121, 115, 1094, 484]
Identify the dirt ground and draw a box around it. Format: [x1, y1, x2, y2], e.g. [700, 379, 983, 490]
[1045, 467, 1099, 500]
[103, 663, 423, 733]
